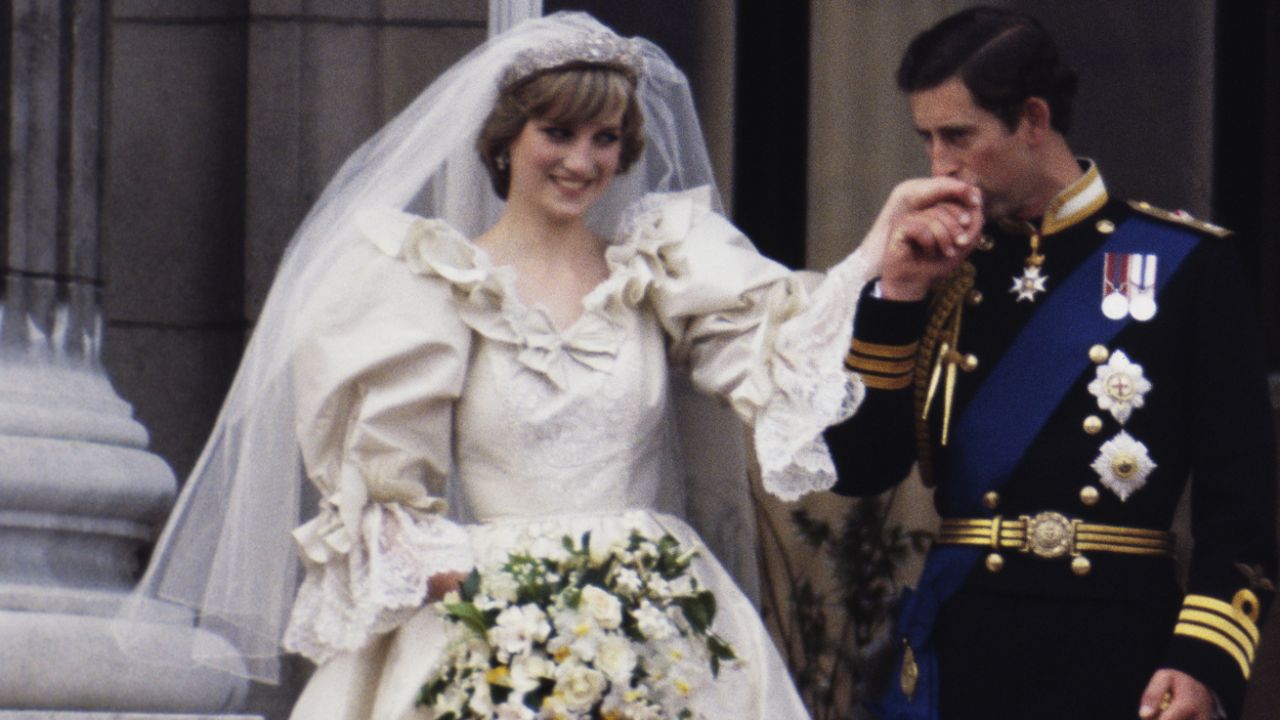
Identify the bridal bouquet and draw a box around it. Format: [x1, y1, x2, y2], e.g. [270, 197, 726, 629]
[418, 530, 737, 720]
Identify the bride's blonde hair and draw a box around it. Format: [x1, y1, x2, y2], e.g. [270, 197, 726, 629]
[477, 66, 644, 199]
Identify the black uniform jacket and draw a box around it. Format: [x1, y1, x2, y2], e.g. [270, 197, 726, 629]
[826, 173, 1277, 717]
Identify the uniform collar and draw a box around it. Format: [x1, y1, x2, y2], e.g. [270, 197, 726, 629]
[1039, 159, 1107, 236]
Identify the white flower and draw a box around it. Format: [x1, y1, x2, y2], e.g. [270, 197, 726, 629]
[579, 585, 623, 629]
[467, 679, 494, 716]
[612, 567, 643, 596]
[510, 653, 555, 693]
[595, 634, 639, 683]
[1091, 430, 1157, 501]
[1087, 349, 1152, 424]
[495, 700, 537, 720]
[490, 605, 551, 661]
[667, 575, 695, 596]
[483, 569, 521, 603]
[632, 600, 676, 640]
[554, 661, 608, 713]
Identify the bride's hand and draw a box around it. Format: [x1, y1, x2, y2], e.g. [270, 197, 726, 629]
[866, 178, 982, 301]
[427, 570, 469, 601]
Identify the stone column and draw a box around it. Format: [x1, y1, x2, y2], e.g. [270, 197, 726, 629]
[0, 0, 249, 715]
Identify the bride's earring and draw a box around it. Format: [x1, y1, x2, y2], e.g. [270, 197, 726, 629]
[496, 151, 510, 172]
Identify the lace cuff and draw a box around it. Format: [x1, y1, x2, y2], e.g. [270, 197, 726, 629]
[282, 503, 473, 665]
[754, 249, 872, 501]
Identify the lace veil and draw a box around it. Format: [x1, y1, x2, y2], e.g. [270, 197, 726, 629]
[118, 11, 755, 685]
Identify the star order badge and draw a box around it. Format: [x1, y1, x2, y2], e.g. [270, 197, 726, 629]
[1087, 349, 1152, 424]
[1010, 265, 1048, 302]
[1091, 430, 1157, 501]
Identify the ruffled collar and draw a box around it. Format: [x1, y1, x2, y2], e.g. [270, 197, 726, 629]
[356, 209, 637, 388]
[355, 188, 715, 388]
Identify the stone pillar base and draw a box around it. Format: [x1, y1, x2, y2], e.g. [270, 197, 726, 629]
[0, 707, 262, 712]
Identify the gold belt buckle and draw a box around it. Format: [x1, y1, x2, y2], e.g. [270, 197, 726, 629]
[1021, 511, 1078, 559]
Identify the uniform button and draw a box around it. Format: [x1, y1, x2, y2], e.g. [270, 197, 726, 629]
[961, 354, 979, 372]
[1083, 415, 1103, 435]
[967, 289, 984, 306]
[1089, 344, 1110, 364]
[1071, 556, 1092, 576]
[1079, 485, 1101, 506]
[982, 491, 1000, 510]
[986, 552, 1005, 572]
[1096, 219, 1116, 234]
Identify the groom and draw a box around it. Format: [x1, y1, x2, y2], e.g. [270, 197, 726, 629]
[826, 7, 1276, 720]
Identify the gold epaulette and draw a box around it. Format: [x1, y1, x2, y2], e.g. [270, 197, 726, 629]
[1128, 200, 1232, 238]
[912, 262, 976, 487]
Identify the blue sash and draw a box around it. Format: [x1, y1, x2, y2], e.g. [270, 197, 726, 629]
[874, 216, 1199, 719]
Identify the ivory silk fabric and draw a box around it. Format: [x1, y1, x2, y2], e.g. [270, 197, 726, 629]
[283, 188, 871, 719]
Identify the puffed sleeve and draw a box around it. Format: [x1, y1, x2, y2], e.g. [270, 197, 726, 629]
[281, 210, 475, 665]
[612, 187, 876, 501]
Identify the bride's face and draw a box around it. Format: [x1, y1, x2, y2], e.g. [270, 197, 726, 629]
[505, 106, 624, 223]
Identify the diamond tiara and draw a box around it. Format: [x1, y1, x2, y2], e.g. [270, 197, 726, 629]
[500, 31, 644, 90]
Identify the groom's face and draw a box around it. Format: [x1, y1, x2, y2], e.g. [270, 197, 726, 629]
[909, 77, 1038, 221]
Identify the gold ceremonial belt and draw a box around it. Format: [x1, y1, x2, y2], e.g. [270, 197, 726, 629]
[938, 512, 1174, 560]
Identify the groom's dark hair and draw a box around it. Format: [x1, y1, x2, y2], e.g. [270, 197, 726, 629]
[897, 6, 1079, 134]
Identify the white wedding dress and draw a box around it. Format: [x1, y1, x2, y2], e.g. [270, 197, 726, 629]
[282, 187, 871, 720]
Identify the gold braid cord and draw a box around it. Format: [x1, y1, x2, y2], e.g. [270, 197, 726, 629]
[913, 262, 976, 487]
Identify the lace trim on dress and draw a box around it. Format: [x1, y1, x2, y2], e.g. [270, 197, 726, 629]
[283, 502, 473, 665]
[753, 251, 871, 501]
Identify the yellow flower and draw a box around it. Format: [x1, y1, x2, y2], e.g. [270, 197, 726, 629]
[675, 679, 691, 696]
[485, 665, 511, 686]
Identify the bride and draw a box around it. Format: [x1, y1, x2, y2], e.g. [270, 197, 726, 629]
[122, 12, 976, 720]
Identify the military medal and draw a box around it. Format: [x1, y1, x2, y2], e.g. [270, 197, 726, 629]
[1090, 430, 1157, 501]
[1087, 349, 1151, 424]
[1128, 254, 1158, 321]
[1010, 231, 1047, 302]
[1101, 252, 1130, 319]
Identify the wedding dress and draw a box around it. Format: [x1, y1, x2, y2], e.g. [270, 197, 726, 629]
[281, 187, 871, 719]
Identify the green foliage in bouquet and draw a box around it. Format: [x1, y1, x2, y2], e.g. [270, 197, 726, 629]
[419, 530, 737, 720]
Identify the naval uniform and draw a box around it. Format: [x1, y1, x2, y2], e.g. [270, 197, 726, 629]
[826, 164, 1277, 720]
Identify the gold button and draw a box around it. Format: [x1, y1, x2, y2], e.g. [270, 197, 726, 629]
[967, 289, 984, 306]
[962, 354, 979, 372]
[977, 235, 995, 251]
[986, 552, 1005, 572]
[1079, 485, 1100, 506]
[1096, 219, 1116, 234]
[1083, 415, 1103, 435]
[1088, 344, 1110, 364]
[982, 491, 1000, 510]
[1071, 556, 1092, 576]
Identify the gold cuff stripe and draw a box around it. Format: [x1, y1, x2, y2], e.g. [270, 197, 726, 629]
[847, 355, 916, 375]
[855, 371, 914, 391]
[1185, 595, 1261, 645]
[850, 338, 919, 360]
[1179, 609, 1256, 662]
[1174, 622, 1252, 679]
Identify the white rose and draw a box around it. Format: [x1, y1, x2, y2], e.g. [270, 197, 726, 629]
[595, 634, 638, 683]
[632, 600, 675, 641]
[467, 679, 494, 716]
[611, 567, 643, 596]
[579, 585, 623, 630]
[554, 661, 608, 712]
[489, 605, 551, 660]
[510, 653, 554, 693]
[483, 570, 521, 603]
